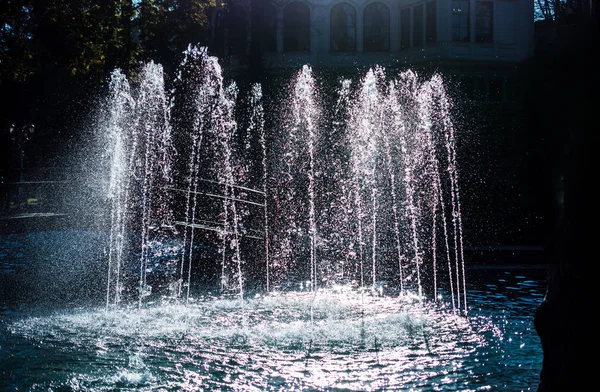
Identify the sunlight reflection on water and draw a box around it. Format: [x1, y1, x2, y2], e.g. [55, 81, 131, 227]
[1, 282, 544, 391]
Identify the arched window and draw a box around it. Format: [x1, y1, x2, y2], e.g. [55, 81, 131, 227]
[363, 2, 390, 52]
[452, 1, 470, 42]
[475, 1, 493, 43]
[257, 3, 277, 52]
[400, 8, 410, 49]
[331, 3, 356, 52]
[413, 4, 424, 47]
[214, 8, 226, 57]
[226, 5, 248, 55]
[284, 2, 310, 52]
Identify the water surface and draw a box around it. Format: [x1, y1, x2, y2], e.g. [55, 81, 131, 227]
[0, 231, 546, 391]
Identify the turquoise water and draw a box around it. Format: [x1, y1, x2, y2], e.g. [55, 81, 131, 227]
[0, 231, 546, 391]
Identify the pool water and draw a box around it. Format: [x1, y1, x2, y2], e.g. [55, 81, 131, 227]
[0, 231, 546, 391]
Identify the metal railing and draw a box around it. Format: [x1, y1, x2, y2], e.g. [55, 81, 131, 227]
[0, 168, 267, 243]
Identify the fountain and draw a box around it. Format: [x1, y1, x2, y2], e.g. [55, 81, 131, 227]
[102, 47, 468, 307]
[100, 47, 468, 308]
[0, 46, 546, 391]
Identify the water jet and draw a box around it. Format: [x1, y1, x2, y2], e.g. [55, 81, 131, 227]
[0, 47, 545, 391]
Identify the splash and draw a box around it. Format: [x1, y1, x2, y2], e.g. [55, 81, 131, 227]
[103, 47, 466, 312]
[105, 61, 175, 309]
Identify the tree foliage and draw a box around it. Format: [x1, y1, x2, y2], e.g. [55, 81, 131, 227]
[0, 0, 35, 82]
[0, 0, 216, 172]
[0, 0, 216, 85]
[137, 0, 215, 66]
[535, 0, 598, 21]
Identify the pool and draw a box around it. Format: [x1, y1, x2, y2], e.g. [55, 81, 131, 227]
[0, 231, 546, 391]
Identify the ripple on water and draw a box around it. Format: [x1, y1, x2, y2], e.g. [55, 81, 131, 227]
[2, 287, 540, 391]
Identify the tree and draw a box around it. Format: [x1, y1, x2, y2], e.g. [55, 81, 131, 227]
[0, 0, 217, 179]
[1, 0, 217, 85]
[0, 1, 35, 83]
[32, 1, 136, 75]
[535, 0, 598, 21]
[136, 0, 216, 67]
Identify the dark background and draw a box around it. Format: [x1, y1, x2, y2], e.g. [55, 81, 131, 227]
[1, 2, 597, 260]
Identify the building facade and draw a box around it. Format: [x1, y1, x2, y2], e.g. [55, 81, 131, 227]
[211, 0, 534, 69]
[209, 0, 539, 247]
